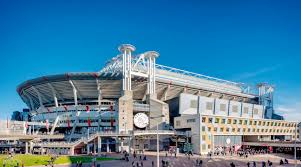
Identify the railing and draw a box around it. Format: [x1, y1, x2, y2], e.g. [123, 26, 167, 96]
[133, 130, 176, 136]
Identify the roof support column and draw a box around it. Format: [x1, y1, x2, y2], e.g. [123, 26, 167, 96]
[145, 51, 159, 96]
[69, 80, 78, 106]
[119, 44, 135, 91]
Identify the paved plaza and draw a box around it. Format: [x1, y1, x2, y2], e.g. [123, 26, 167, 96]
[38, 152, 301, 167]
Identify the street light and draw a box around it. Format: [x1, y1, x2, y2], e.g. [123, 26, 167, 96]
[294, 122, 301, 167]
[150, 114, 165, 167]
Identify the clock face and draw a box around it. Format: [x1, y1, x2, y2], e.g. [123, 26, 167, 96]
[134, 113, 149, 129]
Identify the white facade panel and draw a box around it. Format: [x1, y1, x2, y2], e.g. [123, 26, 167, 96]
[198, 96, 214, 115]
[253, 104, 264, 119]
[229, 101, 241, 117]
[241, 103, 253, 118]
[214, 99, 229, 116]
[179, 93, 198, 115]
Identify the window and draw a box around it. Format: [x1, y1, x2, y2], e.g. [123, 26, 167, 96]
[232, 105, 238, 113]
[243, 107, 249, 114]
[208, 118, 213, 123]
[202, 126, 206, 132]
[214, 127, 217, 132]
[249, 121, 253, 125]
[206, 102, 213, 110]
[215, 118, 220, 123]
[233, 119, 237, 124]
[202, 135, 206, 140]
[226, 128, 230, 132]
[202, 117, 206, 123]
[253, 108, 259, 115]
[227, 119, 232, 124]
[237, 128, 241, 132]
[220, 128, 224, 132]
[253, 121, 257, 125]
[208, 127, 211, 131]
[222, 119, 226, 124]
[187, 119, 195, 123]
[220, 104, 227, 112]
[176, 121, 181, 126]
[244, 120, 248, 125]
[232, 128, 236, 132]
[190, 100, 198, 108]
[239, 120, 243, 125]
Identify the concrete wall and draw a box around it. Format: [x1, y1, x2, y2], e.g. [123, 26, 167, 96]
[199, 96, 214, 115]
[118, 91, 133, 133]
[149, 97, 170, 130]
[214, 99, 229, 116]
[229, 101, 241, 117]
[179, 93, 198, 115]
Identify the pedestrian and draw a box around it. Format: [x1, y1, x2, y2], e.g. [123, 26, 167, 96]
[196, 159, 199, 165]
[230, 162, 235, 167]
[152, 161, 154, 167]
[139, 155, 142, 160]
[247, 162, 250, 167]
[199, 159, 203, 166]
[132, 161, 135, 167]
[253, 161, 256, 167]
[284, 159, 288, 164]
[141, 161, 143, 167]
[262, 161, 266, 167]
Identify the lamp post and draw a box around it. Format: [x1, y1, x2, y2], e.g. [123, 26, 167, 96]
[150, 115, 164, 167]
[294, 122, 301, 167]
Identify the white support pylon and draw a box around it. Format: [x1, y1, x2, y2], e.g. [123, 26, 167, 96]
[118, 44, 136, 91]
[145, 51, 159, 95]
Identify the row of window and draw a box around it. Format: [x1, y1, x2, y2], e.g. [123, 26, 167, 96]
[201, 126, 296, 134]
[201, 117, 296, 127]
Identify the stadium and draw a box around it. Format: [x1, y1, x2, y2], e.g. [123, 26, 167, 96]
[1, 44, 300, 156]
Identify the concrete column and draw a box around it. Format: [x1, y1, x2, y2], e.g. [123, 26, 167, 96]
[87, 144, 90, 154]
[118, 91, 133, 133]
[29, 141, 33, 154]
[98, 137, 102, 153]
[70, 147, 74, 155]
[25, 142, 29, 154]
[107, 142, 110, 153]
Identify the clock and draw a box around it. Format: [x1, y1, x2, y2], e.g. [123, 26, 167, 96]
[134, 113, 149, 129]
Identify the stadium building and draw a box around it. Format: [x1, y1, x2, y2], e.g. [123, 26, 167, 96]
[1, 44, 300, 155]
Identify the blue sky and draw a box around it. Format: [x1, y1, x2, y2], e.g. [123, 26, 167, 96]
[0, 0, 300, 120]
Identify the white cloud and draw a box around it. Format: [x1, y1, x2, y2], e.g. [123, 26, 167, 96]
[275, 102, 301, 122]
[232, 65, 282, 81]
